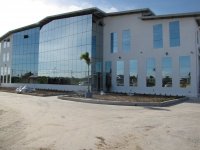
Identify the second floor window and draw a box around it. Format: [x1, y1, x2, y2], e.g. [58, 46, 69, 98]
[169, 21, 180, 47]
[122, 29, 131, 52]
[111, 32, 118, 53]
[153, 24, 163, 49]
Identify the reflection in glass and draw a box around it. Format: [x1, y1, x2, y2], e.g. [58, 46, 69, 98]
[38, 15, 93, 85]
[11, 27, 40, 83]
[153, 24, 163, 48]
[129, 59, 137, 86]
[116, 61, 124, 86]
[122, 29, 131, 52]
[169, 21, 180, 47]
[146, 58, 156, 87]
[179, 56, 191, 88]
[162, 57, 172, 87]
[105, 61, 112, 92]
[111, 32, 118, 53]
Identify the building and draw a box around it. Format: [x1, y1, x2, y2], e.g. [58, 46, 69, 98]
[0, 8, 200, 97]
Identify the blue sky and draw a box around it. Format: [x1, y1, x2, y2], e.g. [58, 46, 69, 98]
[0, 0, 200, 36]
[47, 0, 200, 14]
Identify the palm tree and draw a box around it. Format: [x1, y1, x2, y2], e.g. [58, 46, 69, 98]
[80, 52, 91, 95]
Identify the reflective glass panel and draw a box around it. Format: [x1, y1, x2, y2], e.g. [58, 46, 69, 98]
[129, 59, 137, 86]
[122, 29, 131, 52]
[169, 21, 180, 47]
[116, 61, 124, 86]
[179, 56, 191, 88]
[146, 58, 156, 87]
[153, 24, 163, 48]
[162, 57, 172, 87]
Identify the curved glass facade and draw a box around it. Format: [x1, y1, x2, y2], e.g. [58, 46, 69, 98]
[12, 28, 40, 83]
[38, 15, 92, 85]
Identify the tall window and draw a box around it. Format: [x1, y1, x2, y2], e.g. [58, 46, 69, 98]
[153, 24, 163, 48]
[169, 21, 180, 47]
[179, 56, 191, 88]
[105, 61, 112, 91]
[146, 58, 156, 87]
[3, 53, 6, 62]
[162, 57, 172, 87]
[6, 52, 9, 62]
[116, 61, 124, 86]
[0, 42, 1, 53]
[95, 62, 102, 73]
[111, 32, 118, 53]
[122, 29, 131, 52]
[105, 61, 112, 73]
[129, 59, 137, 86]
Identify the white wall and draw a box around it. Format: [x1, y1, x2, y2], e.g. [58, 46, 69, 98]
[103, 14, 198, 97]
[1, 83, 88, 92]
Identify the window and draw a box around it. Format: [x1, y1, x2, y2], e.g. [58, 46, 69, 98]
[0, 42, 1, 53]
[179, 56, 191, 88]
[169, 21, 180, 47]
[3, 41, 6, 48]
[95, 62, 102, 73]
[111, 32, 118, 53]
[162, 57, 172, 87]
[116, 61, 124, 86]
[129, 59, 137, 86]
[153, 24, 163, 48]
[105, 61, 112, 91]
[7, 52, 9, 61]
[105, 61, 112, 73]
[146, 58, 156, 87]
[3, 53, 6, 62]
[6, 39, 10, 48]
[24, 35, 29, 39]
[122, 29, 131, 52]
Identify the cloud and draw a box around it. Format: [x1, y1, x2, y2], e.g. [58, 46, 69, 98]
[104, 7, 118, 12]
[0, 0, 118, 37]
[0, 0, 84, 36]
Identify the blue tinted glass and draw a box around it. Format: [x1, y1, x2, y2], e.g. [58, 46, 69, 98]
[116, 61, 124, 86]
[179, 56, 191, 87]
[105, 61, 112, 73]
[12, 27, 40, 82]
[146, 58, 156, 87]
[122, 29, 131, 52]
[162, 57, 172, 87]
[111, 32, 118, 53]
[129, 59, 137, 86]
[169, 21, 180, 47]
[153, 24, 163, 48]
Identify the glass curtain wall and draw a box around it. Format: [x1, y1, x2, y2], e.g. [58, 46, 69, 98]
[92, 17, 103, 90]
[12, 28, 40, 83]
[38, 15, 92, 85]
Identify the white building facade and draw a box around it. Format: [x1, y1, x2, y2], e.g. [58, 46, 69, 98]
[0, 8, 200, 97]
[103, 10, 200, 97]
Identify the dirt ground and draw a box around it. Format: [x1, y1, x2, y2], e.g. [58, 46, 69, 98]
[0, 87, 178, 102]
[0, 92, 200, 150]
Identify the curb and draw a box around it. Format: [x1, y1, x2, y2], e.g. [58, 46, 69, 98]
[58, 95, 188, 107]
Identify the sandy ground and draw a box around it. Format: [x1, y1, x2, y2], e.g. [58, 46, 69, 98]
[0, 92, 200, 150]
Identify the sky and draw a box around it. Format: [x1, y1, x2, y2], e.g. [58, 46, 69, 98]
[0, 0, 200, 37]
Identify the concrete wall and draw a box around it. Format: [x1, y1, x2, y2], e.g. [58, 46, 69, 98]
[103, 13, 198, 97]
[1, 83, 88, 92]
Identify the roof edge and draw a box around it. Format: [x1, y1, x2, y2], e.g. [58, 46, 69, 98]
[106, 8, 155, 17]
[141, 11, 200, 20]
